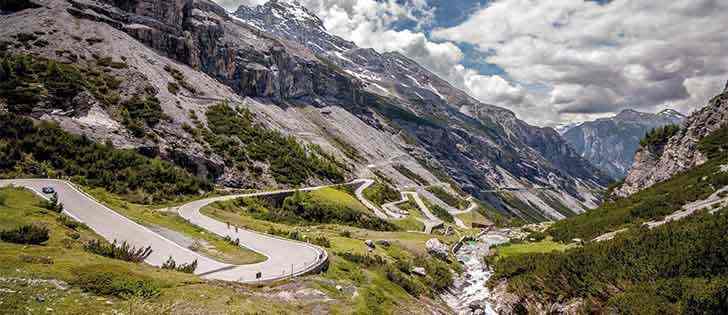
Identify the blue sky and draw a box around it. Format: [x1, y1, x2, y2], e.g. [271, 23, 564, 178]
[219, 0, 728, 127]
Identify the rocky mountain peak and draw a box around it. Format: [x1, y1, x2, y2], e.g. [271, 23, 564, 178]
[656, 109, 686, 121]
[234, 0, 355, 55]
[613, 109, 648, 121]
[262, 0, 323, 29]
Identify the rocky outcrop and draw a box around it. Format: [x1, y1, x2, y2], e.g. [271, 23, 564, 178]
[425, 238, 449, 260]
[615, 85, 728, 197]
[562, 109, 685, 179]
[488, 280, 584, 315]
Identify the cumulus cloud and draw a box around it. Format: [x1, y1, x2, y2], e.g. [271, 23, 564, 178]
[433, 0, 728, 125]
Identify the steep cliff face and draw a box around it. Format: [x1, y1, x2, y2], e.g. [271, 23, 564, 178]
[615, 84, 728, 197]
[562, 109, 685, 179]
[1, 0, 607, 220]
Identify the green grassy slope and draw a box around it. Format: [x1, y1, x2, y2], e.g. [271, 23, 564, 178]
[488, 125, 728, 312]
[218, 187, 398, 231]
[549, 125, 728, 242]
[490, 210, 728, 313]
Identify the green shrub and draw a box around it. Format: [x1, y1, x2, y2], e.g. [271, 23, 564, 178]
[385, 264, 425, 296]
[311, 235, 331, 248]
[430, 204, 454, 223]
[120, 94, 164, 138]
[71, 264, 162, 298]
[232, 190, 396, 231]
[0, 224, 49, 245]
[161, 256, 197, 274]
[527, 231, 546, 242]
[336, 251, 386, 267]
[43, 193, 63, 213]
[163, 65, 196, 94]
[83, 239, 152, 263]
[57, 214, 86, 231]
[549, 153, 728, 242]
[492, 211, 728, 311]
[640, 125, 681, 150]
[405, 254, 454, 291]
[393, 164, 428, 186]
[698, 125, 728, 159]
[426, 186, 466, 209]
[167, 82, 180, 95]
[0, 54, 84, 113]
[276, 191, 397, 231]
[363, 182, 400, 207]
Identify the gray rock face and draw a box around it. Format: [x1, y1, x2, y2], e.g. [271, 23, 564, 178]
[562, 109, 685, 179]
[615, 85, 728, 197]
[411, 267, 426, 277]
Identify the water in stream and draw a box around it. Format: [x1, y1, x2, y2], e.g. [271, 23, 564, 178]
[442, 232, 509, 315]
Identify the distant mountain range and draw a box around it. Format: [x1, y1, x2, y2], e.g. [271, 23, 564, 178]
[560, 109, 686, 180]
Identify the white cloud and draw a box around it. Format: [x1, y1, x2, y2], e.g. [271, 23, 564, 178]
[293, 0, 452, 75]
[433, 0, 728, 125]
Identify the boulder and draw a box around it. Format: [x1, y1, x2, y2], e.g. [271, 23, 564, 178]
[411, 267, 427, 277]
[364, 240, 375, 248]
[469, 301, 485, 312]
[425, 238, 449, 260]
[375, 239, 390, 247]
[445, 226, 454, 236]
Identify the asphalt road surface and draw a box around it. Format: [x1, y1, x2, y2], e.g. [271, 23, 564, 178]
[0, 179, 327, 283]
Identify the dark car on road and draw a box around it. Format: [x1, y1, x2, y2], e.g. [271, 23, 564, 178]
[42, 187, 55, 194]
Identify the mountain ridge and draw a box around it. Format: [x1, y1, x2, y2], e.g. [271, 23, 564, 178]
[562, 108, 685, 179]
[615, 84, 728, 196]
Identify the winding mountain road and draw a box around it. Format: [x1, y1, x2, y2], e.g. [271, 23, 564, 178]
[2, 176, 472, 282]
[0, 179, 327, 283]
[352, 179, 390, 219]
[403, 191, 445, 234]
